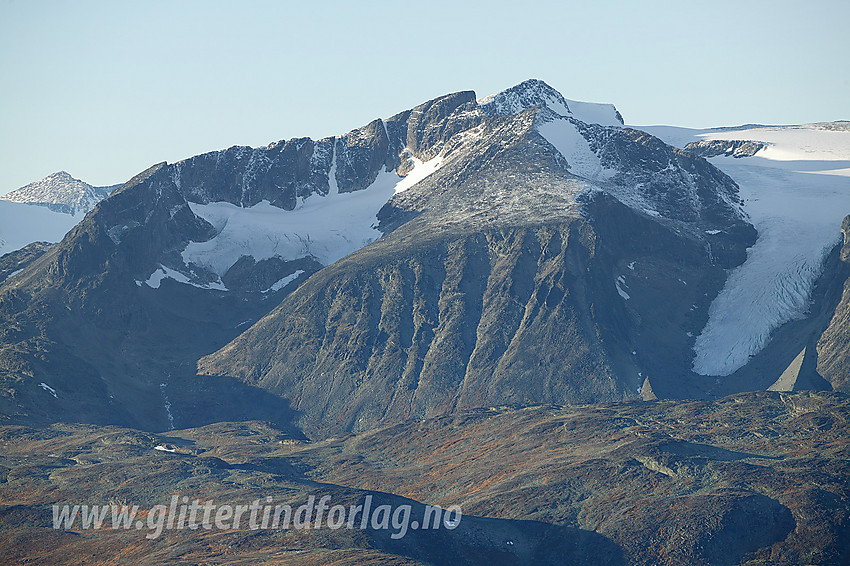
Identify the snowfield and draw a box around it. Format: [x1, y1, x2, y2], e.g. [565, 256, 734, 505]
[156, 154, 445, 288]
[562, 98, 623, 128]
[536, 117, 618, 181]
[641, 123, 850, 377]
[0, 200, 84, 257]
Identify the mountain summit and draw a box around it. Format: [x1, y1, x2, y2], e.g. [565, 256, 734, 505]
[1, 170, 117, 215]
[479, 78, 624, 126]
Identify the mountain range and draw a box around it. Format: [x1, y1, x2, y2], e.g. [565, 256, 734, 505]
[1, 79, 848, 565]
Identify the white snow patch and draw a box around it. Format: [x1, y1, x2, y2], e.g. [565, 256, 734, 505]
[153, 445, 176, 453]
[705, 229, 722, 235]
[2, 268, 24, 283]
[536, 118, 617, 181]
[144, 265, 227, 291]
[327, 142, 339, 196]
[394, 155, 443, 193]
[262, 270, 304, 293]
[616, 275, 631, 300]
[181, 155, 443, 276]
[627, 261, 636, 270]
[564, 98, 623, 127]
[641, 125, 850, 376]
[39, 382, 57, 398]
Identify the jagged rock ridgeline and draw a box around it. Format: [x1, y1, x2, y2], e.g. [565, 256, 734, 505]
[684, 139, 766, 159]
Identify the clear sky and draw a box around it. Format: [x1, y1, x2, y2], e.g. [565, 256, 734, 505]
[1, 0, 847, 191]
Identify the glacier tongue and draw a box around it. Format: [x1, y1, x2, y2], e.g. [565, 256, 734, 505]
[644, 124, 850, 377]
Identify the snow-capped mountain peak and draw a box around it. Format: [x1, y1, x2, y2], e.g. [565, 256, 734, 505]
[479, 78, 624, 127]
[0, 171, 122, 257]
[1, 170, 117, 215]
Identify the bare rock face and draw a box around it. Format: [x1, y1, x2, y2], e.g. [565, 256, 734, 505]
[768, 345, 831, 391]
[684, 139, 766, 159]
[0, 242, 52, 284]
[816, 215, 850, 392]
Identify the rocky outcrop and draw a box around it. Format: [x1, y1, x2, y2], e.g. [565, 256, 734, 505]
[684, 139, 766, 159]
[0, 242, 51, 285]
[768, 345, 831, 391]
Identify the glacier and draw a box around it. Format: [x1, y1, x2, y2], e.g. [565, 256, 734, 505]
[643, 123, 850, 376]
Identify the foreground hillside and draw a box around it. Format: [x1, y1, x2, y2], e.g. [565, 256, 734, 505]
[0, 391, 847, 565]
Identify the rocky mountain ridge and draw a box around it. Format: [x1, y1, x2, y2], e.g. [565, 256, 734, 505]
[3, 79, 847, 440]
[0, 79, 757, 433]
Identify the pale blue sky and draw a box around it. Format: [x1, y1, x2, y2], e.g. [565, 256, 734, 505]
[1, 0, 847, 191]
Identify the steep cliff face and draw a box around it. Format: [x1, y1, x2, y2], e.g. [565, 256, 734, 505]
[816, 216, 850, 392]
[199, 207, 725, 436]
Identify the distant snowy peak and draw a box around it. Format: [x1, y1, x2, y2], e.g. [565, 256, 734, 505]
[1, 171, 117, 215]
[478, 79, 624, 127]
[479, 79, 572, 117]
